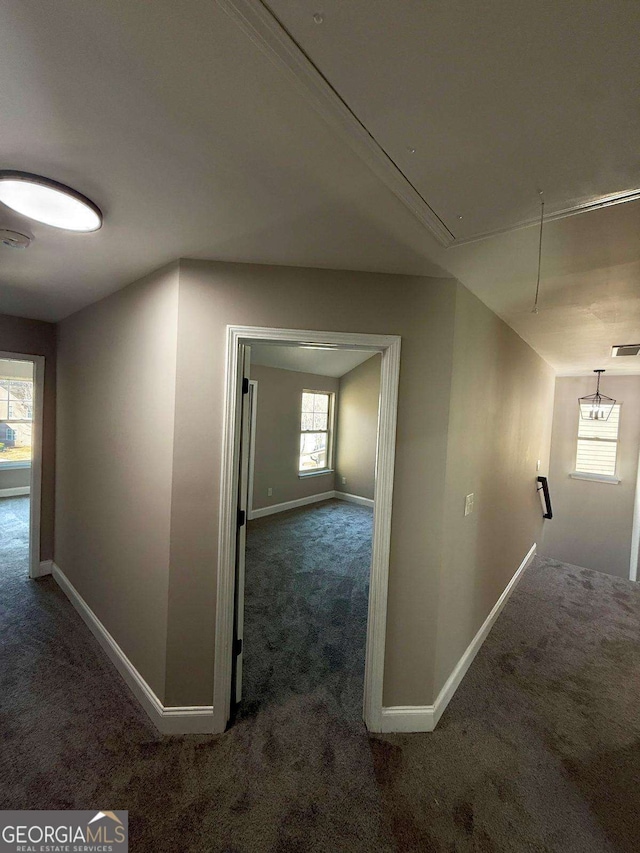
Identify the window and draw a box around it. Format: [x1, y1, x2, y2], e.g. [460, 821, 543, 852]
[0, 377, 34, 464]
[575, 403, 621, 478]
[299, 390, 334, 474]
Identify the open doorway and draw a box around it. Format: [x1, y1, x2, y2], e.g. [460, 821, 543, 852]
[239, 345, 381, 722]
[214, 327, 401, 734]
[0, 353, 44, 580]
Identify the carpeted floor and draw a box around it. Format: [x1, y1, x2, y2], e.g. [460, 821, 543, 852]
[240, 499, 372, 722]
[1, 495, 640, 852]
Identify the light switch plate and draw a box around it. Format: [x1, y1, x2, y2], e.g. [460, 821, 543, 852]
[464, 493, 474, 516]
[267, 487, 273, 497]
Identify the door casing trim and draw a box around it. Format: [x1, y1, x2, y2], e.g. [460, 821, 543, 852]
[213, 326, 401, 733]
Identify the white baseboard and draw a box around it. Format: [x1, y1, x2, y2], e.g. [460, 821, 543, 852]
[380, 705, 436, 732]
[0, 486, 30, 497]
[249, 489, 374, 519]
[249, 490, 335, 519]
[51, 562, 217, 735]
[49, 538, 534, 736]
[333, 491, 374, 508]
[157, 705, 217, 735]
[33, 560, 53, 578]
[380, 542, 537, 733]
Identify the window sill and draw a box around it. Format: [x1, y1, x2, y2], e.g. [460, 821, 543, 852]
[570, 472, 620, 485]
[298, 469, 334, 479]
[0, 461, 31, 470]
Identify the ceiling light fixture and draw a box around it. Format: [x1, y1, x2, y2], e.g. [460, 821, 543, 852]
[0, 171, 102, 232]
[531, 191, 545, 314]
[579, 369, 616, 421]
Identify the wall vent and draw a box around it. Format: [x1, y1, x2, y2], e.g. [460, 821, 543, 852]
[611, 344, 640, 357]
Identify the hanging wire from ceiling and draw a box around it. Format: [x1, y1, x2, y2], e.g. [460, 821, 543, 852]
[531, 191, 545, 314]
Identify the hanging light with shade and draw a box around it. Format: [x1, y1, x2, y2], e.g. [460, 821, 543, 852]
[578, 370, 616, 421]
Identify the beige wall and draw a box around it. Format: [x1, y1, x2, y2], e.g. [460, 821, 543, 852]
[541, 375, 640, 579]
[164, 260, 457, 706]
[55, 264, 179, 701]
[435, 284, 556, 693]
[0, 313, 56, 560]
[335, 354, 381, 501]
[52, 257, 555, 712]
[249, 365, 338, 510]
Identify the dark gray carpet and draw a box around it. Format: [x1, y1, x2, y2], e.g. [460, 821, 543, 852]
[1, 496, 640, 852]
[240, 499, 372, 722]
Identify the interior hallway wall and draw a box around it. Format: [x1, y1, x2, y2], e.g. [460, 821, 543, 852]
[55, 264, 179, 701]
[164, 260, 457, 707]
[334, 354, 381, 501]
[541, 375, 640, 579]
[51, 256, 556, 713]
[435, 283, 556, 694]
[0, 313, 56, 561]
[249, 365, 338, 511]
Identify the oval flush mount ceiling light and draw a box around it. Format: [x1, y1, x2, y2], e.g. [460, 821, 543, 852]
[0, 171, 102, 232]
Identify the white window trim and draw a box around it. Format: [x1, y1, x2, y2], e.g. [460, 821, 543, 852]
[298, 468, 334, 479]
[298, 389, 335, 475]
[0, 460, 32, 470]
[570, 471, 621, 485]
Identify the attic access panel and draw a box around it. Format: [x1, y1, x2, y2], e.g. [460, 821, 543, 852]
[263, 0, 640, 240]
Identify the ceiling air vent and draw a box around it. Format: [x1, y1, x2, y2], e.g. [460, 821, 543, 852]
[611, 344, 640, 357]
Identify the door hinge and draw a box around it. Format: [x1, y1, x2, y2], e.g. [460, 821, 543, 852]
[242, 377, 249, 394]
[237, 508, 246, 527]
[234, 637, 243, 656]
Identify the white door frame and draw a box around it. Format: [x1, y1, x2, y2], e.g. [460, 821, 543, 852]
[630, 442, 640, 582]
[0, 351, 45, 580]
[247, 380, 258, 520]
[213, 325, 401, 733]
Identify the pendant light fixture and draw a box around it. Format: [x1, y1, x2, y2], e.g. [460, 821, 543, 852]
[531, 191, 545, 314]
[0, 171, 102, 232]
[578, 370, 616, 421]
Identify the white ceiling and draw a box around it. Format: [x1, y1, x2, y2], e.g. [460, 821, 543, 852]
[0, 0, 446, 320]
[251, 344, 377, 378]
[0, 0, 639, 375]
[441, 200, 640, 375]
[266, 0, 640, 241]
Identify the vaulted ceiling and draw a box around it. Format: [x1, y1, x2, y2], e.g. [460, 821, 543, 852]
[1, 0, 639, 374]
